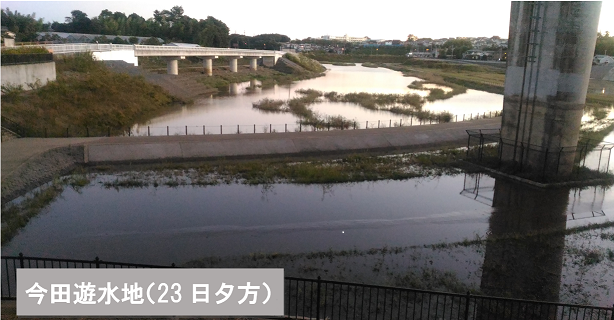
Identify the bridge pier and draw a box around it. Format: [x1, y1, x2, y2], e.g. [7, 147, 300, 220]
[262, 56, 278, 67]
[201, 56, 218, 76]
[500, 2, 601, 177]
[249, 57, 259, 71]
[228, 56, 243, 73]
[164, 56, 184, 75]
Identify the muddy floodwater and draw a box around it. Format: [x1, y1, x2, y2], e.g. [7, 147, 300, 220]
[3, 172, 613, 305]
[132, 64, 504, 135]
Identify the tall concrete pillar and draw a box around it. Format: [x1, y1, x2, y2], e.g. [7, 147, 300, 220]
[202, 57, 215, 76]
[228, 56, 242, 73]
[165, 57, 179, 75]
[249, 58, 258, 71]
[500, 2, 601, 177]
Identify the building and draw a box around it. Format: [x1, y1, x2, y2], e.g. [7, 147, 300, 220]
[321, 34, 369, 43]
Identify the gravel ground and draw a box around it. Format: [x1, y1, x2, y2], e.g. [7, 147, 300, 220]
[1, 146, 83, 206]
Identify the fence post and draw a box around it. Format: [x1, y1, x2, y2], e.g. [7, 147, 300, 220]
[400, 119, 403, 127]
[66, 127, 69, 137]
[464, 292, 471, 320]
[300, 121, 302, 132]
[389, 119, 392, 127]
[186, 126, 188, 135]
[108, 127, 111, 137]
[167, 126, 169, 136]
[285, 124, 287, 133]
[556, 147, 563, 174]
[95, 257, 100, 268]
[411, 117, 413, 126]
[463, 114, 465, 121]
[542, 148, 549, 180]
[128, 128, 131, 137]
[366, 121, 368, 129]
[19, 253, 24, 268]
[237, 125, 240, 134]
[148, 126, 150, 137]
[45, 128, 47, 138]
[270, 124, 272, 133]
[204, 125, 206, 135]
[327, 122, 330, 131]
[378, 120, 380, 128]
[316, 276, 322, 320]
[353, 121, 356, 130]
[86, 127, 89, 137]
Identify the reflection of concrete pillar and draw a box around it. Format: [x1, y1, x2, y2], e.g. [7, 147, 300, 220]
[203, 57, 213, 76]
[165, 57, 179, 75]
[229, 83, 239, 95]
[134, 57, 139, 67]
[500, 2, 601, 177]
[479, 178, 568, 318]
[249, 58, 258, 71]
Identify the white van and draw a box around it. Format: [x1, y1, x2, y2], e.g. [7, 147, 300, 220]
[593, 55, 614, 65]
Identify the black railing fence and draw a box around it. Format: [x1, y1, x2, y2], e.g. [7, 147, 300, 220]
[466, 129, 613, 182]
[2, 254, 613, 319]
[0, 111, 501, 138]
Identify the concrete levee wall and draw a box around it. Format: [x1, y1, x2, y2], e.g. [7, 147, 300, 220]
[1, 61, 56, 90]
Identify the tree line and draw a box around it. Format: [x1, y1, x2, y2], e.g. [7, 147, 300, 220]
[1, 6, 230, 47]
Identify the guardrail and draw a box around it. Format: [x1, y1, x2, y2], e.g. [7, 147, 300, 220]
[2, 254, 613, 319]
[14, 43, 283, 56]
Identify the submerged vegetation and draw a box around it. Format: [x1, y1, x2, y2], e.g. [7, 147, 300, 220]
[253, 88, 455, 126]
[1, 174, 90, 244]
[99, 150, 466, 189]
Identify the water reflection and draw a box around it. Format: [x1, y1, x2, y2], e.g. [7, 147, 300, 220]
[133, 64, 504, 134]
[462, 173, 611, 304]
[483, 178, 568, 302]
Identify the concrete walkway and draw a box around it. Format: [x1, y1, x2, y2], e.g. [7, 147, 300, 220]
[1, 137, 104, 179]
[1, 118, 501, 176]
[84, 118, 501, 164]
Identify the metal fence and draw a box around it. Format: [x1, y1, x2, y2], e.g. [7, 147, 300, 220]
[2, 254, 612, 319]
[465, 129, 613, 181]
[1, 111, 501, 138]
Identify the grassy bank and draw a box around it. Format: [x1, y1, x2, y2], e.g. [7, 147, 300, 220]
[96, 150, 466, 188]
[1, 53, 183, 136]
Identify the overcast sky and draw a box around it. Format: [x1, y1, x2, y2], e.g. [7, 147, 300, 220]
[1, 1, 612, 40]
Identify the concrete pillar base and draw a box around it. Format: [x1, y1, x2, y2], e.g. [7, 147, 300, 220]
[249, 58, 258, 71]
[202, 56, 217, 76]
[228, 56, 243, 73]
[164, 57, 180, 75]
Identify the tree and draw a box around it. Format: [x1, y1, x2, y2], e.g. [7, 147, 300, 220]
[595, 31, 614, 55]
[1, 8, 47, 42]
[65, 10, 92, 33]
[441, 39, 473, 59]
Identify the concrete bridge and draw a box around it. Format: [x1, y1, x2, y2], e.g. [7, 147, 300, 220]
[36, 43, 285, 75]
